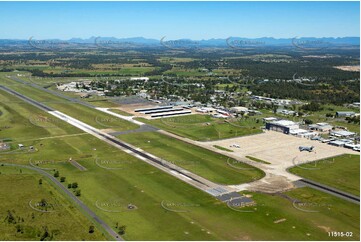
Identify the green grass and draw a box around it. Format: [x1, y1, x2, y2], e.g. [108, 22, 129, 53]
[0, 89, 81, 142]
[136, 114, 263, 141]
[213, 145, 234, 152]
[0, 73, 359, 240]
[108, 108, 133, 116]
[246, 156, 271, 164]
[288, 154, 360, 196]
[2, 133, 359, 241]
[283, 187, 359, 239]
[0, 75, 139, 131]
[0, 166, 106, 241]
[118, 131, 264, 185]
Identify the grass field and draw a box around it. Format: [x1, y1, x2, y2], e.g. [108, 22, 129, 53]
[213, 145, 234, 152]
[288, 154, 360, 196]
[1, 72, 359, 240]
[0, 99, 359, 240]
[1, 133, 359, 241]
[108, 108, 133, 116]
[246, 156, 271, 165]
[0, 75, 139, 132]
[137, 114, 263, 141]
[0, 89, 81, 141]
[0, 166, 106, 241]
[118, 131, 264, 184]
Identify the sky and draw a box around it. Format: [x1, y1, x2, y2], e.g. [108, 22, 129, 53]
[0, 1, 359, 39]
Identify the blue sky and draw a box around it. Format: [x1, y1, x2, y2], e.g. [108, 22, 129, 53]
[0, 1, 359, 39]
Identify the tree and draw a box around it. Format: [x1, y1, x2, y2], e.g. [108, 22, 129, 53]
[40, 226, 50, 241]
[118, 225, 126, 235]
[301, 102, 322, 112]
[60, 177, 66, 183]
[71, 182, 78, 189]
[304, 119, 313, 125]
[67, 184, 72, 189]
[39, 199, 47, 207]
[89, 225, 95, 233]
[39, 179, 43, 185]
[54, 170, 59, 178]
[75, 190, 81, 196]
[325, 113, 334, 118]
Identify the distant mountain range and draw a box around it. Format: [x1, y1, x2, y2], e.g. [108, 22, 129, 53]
[0, 36, 359, 48]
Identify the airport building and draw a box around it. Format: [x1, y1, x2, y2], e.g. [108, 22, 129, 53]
[265, 119, 299, 134]
[308, 122, 333, 132]
[330, 130, 356, 138]
[335, 111, 356, 117]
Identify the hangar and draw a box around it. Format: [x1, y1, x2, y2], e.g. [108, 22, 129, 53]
[265, 120, 299, 134]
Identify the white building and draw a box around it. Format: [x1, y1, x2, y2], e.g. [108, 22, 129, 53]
[266, 119, 299, 134]
[130, 77, 149, 81]
[230, 106, 249, 114]
[330, 130, 356, 138]
[309, 122, 333, 132]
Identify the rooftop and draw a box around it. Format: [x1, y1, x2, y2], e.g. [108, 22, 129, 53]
[272, 119, 298, 127]
[331, 130, 356, 136]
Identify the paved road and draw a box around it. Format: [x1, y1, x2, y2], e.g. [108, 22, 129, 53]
[294, 179, 360, 204]
[9, 76, 95, 108]
[109, 124, 158, 136]
[0, 162, 123, 241]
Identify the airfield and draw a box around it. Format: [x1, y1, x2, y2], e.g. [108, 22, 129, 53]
[0, 73, 360, 240]
[195, 131, 360, 193]
[205, 130, 359, 169]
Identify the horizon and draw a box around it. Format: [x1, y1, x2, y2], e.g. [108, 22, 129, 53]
[1, 36, 360, 41]
[0, 1, 359, 39]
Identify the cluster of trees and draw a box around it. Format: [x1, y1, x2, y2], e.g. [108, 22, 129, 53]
[346, 116, 360, 124]
[301, 102, 323, 112]
[250, 81, 359, 105]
